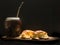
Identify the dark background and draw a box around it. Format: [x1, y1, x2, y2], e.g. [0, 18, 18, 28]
[0, 0, 60, 36]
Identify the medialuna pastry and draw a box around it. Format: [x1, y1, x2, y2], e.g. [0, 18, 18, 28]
[19, 30, 49, 40]
[19, 30, 35, 39]
[35, 30, 49, 39]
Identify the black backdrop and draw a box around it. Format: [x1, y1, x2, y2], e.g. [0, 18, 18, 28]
[0, 0, 60, 35]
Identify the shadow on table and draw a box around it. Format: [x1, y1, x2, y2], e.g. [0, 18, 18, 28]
[0, 32, 60, 44]
[0, 38, 60, 44]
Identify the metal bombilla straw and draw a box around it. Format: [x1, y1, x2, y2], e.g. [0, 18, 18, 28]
[16, 1, 24, 17]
